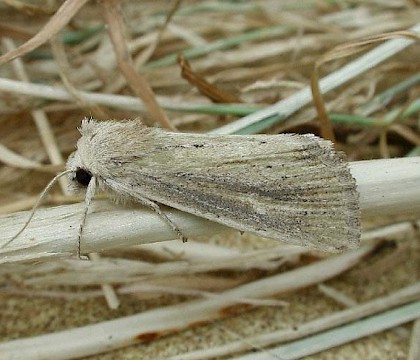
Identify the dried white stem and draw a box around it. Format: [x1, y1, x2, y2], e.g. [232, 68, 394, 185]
[0, 201, 228, 263]
[317, 284, 357, 307]
[0, 77, 200, 113]
[350, 157, 420, 217]
[0, 157, 419, 263]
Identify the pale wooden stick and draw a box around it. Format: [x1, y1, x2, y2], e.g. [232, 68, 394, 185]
[349, 157, 420, 217]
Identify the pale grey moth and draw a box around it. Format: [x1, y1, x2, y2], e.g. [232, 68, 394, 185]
[66, 118, 360, 254]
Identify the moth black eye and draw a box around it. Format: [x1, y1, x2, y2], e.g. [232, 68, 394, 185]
[75, 168, 92, 186]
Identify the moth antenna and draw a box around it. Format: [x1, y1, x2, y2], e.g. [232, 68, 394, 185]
[1, 169, 74, 249]
[78, 176, 97, 259]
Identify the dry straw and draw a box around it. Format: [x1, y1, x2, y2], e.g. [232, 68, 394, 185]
[0, 1, 420, 359]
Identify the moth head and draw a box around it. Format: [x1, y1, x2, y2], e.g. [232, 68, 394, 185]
[74, 168, 93, 187]
[66, 151, 93, 192]
[66, 117, 103, 192]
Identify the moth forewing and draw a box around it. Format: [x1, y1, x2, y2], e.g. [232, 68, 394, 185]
[67, 119, 360, 253]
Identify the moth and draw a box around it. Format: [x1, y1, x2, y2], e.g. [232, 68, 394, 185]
[65, 118, 360, 254]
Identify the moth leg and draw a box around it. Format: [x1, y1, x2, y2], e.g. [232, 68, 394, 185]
[78, 176, 97, 259]
[135, 195, 188, 243]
